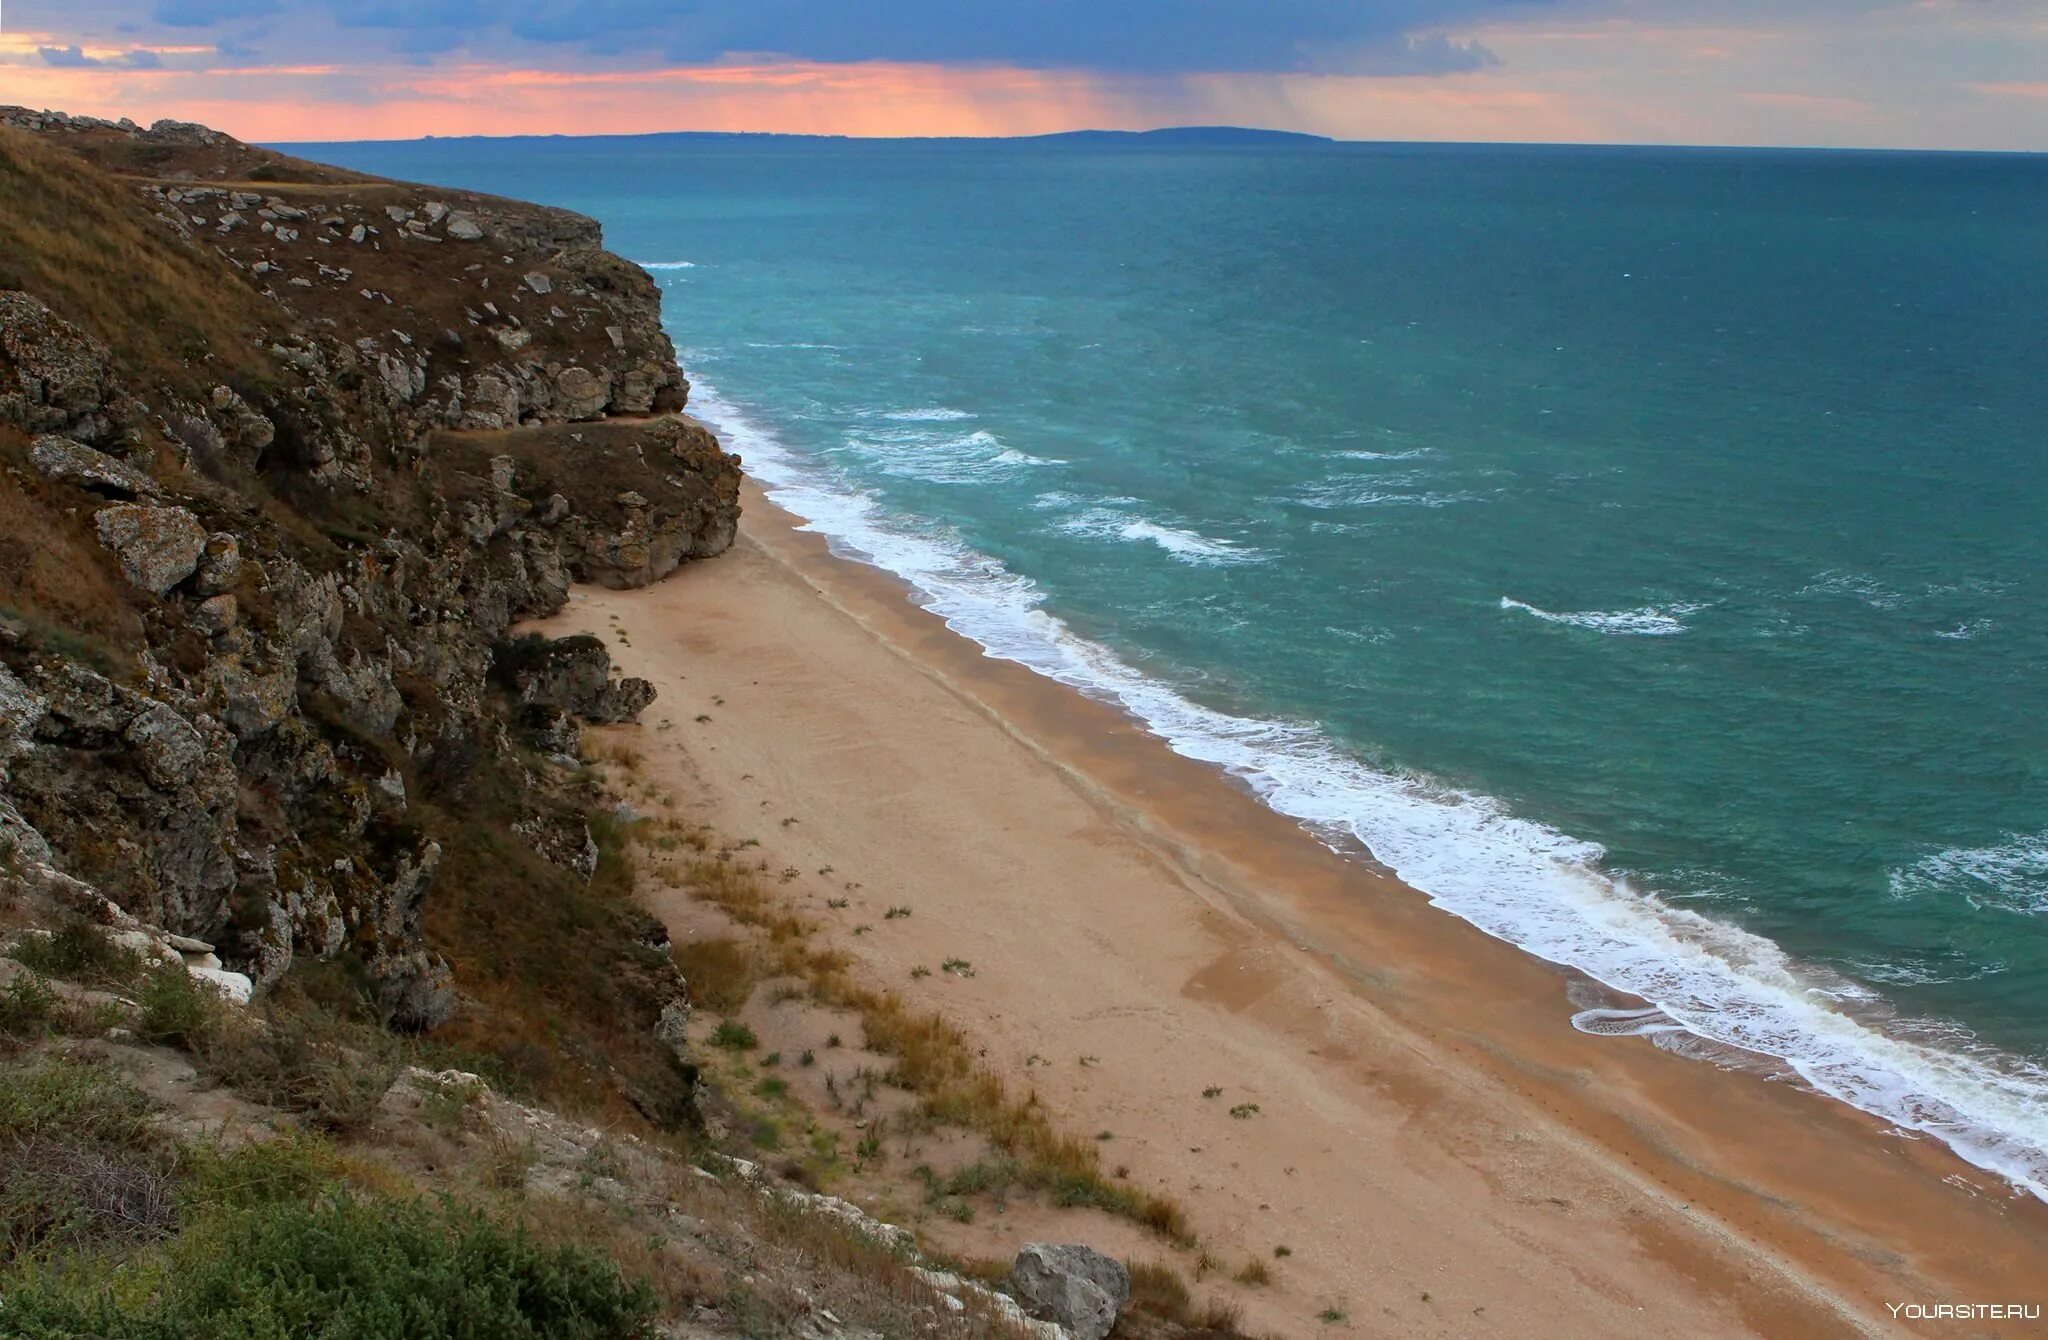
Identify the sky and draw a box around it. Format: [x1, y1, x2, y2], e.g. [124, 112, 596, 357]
[1, 0, 2045, 149]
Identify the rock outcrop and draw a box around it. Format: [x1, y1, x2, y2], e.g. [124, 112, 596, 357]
[1007, 1244, 1131, 1340]
[0, 110, 740, 1099]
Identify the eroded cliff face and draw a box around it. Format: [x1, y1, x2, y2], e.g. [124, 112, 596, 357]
[0, 110, 736, 1114]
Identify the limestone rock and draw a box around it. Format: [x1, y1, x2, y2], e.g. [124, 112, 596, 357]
[28, 434, 160, 498]
[555, 366, 609, 420]
[0, 111, 744, 1032]
[191, 965, 254, 1003]
[193, 593, 238, 636]
[193, 533, 242, 598]
[460, 371, 520, 431]
[0, 292, 120, 445]
[1007, 1244, 1130, 1340]
[494, 634, 655, 725]
[513, 811, 600, 879]
[371, 946, 455, 1032]
[210, 664, 297, 737]
[94, 503, 207, 594]
[122, 702, 206, 790]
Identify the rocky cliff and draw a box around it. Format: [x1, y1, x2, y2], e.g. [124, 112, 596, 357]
[0, 109, 739, 1116]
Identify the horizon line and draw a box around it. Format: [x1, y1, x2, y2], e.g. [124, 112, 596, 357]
[263, 122, 2048, 158]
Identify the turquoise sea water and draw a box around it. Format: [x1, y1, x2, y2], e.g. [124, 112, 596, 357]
[291, 134, 2048, 1195]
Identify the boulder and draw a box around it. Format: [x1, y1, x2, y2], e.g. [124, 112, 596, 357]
[210, 664, 297, 737]
[28, 435, 160, 498]
[190, 965, 254, 1004]
[460, 371, 520, 431]
[555, 366, 609, 420]
[445, 213, 483, 240]
[122, 701, 206, 790]
[1007, 1244, 1130, 1340]
[193, 593, 238, 636]
[192, 533, 242, 597]
[371, 946, 454, 1032]
[493, 634, 655, 725]
[94, 502, 207, 594]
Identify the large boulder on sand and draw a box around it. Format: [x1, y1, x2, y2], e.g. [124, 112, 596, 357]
[1007, 1243, 1130, 1340]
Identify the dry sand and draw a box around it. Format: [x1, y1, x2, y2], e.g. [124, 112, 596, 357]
[536, 481, 2048, 1338]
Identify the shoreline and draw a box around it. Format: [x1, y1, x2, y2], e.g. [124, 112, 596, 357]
[542, 479, 2048, 1336]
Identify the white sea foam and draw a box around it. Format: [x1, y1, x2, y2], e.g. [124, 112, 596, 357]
[685, 370, 2048, 1203]
[1937, 619, 1992, 640]
[637, 260, 697, 270]
[1054, 506, 1263, 566]
[1800, 569, 1908, 609]
[1339, 448, 1433, 461]
[842, 427, 1056, 485]
[1293, 478, 1468, 509]
[991, 449, 1063, 467]
[881, 407, 976, 422]
[1890, 830, 2048, 916]
[1501, 597, 1703, 636]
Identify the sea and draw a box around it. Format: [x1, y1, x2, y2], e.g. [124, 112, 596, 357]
[287, 132, 2048, 1199]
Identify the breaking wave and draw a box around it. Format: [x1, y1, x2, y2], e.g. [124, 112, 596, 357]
[1501, 597, 1703, 637]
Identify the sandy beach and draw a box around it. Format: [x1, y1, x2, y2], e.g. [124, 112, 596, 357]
[536, 480, 2048, 1338]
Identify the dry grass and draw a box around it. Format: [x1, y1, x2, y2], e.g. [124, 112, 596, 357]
[417, 788, 696, 1130]
[652, 829, 1192, 1245]
[0, 126, 277, 393]
[669, 936, 758, 1013]
[0, 431, 148, 669]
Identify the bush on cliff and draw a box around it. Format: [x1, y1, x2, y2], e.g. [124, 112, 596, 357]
[0, 1193, 659, 1339]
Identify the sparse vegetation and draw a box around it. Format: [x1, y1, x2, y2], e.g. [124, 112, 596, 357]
[710, 1021, 759, 1051]
[636, 821, 1195, 1245]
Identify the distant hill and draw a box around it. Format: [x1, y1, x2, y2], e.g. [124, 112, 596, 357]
[285, 125, 1336, 150]
[1022, 126, 1334, 147]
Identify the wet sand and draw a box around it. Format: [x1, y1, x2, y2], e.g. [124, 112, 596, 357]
[537, 480, 2048, 1337]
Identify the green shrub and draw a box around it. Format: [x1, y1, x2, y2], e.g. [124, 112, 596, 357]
[178, 1133, 341, 1212]
[0, 1056, 171, 1264]
[709, 1021, 757, 1051]
[0, 973, 58, 1040]
[0, 1194, 660, 1339]
[9, 922, 143, 988]
[136, 969, 221, 1050]
[0, 1055, 155, 1148]
[197, 996, 397, 1134]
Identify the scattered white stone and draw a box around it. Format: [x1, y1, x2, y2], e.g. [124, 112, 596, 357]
[191, 966, 254, 1003]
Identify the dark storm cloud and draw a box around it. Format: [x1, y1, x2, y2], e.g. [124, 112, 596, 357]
[144, 0, 1541, 73]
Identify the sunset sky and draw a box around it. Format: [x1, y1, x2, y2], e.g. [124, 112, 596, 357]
[2, 0, 2045, 149]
